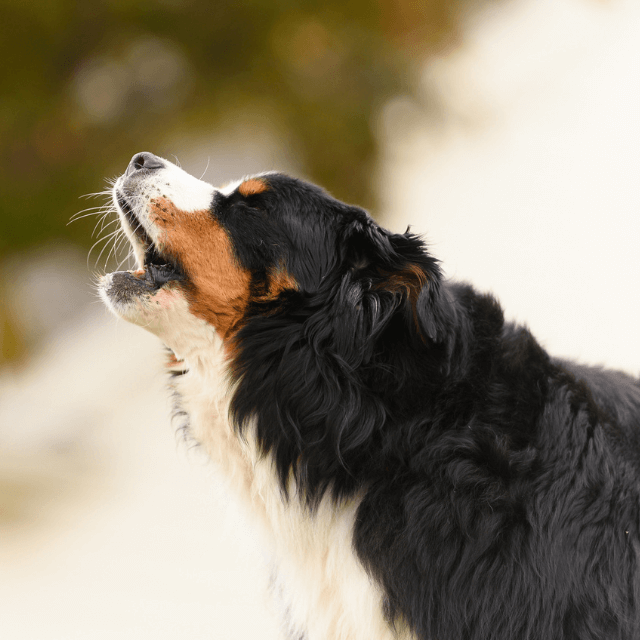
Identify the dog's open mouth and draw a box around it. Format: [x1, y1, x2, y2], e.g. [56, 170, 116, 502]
[116, 192, 184, 288]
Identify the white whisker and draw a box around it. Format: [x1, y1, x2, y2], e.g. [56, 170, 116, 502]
[105, 233, 126, 270]
[95, 232, 120, 270]
[92, 215, 119, 238]
[68, 205, 113, 225]
[200, 156, 211, 181]
[87, 228, 121, 270]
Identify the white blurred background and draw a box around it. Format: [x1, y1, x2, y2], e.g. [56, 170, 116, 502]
[1, 0, 639, 638]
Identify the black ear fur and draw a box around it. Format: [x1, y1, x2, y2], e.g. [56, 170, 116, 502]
[231, 214, 456, 505]
[339, 217, 452, 347]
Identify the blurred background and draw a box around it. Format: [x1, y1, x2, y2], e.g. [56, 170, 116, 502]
[1, 0, 639, 637]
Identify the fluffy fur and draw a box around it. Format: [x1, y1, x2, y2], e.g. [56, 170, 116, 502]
[99, 152, 640, 640]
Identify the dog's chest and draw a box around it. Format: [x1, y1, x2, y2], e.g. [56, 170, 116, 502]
[173, 365, 410, 640]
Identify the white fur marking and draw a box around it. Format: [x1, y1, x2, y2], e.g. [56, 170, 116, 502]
[172, 335, 413, 640]
[113, 156, 217, 251]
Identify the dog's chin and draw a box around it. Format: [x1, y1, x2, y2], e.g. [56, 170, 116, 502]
[99, 270, 184, 328]
[99, 271, 222, 361]
[99, 233, 185, 323]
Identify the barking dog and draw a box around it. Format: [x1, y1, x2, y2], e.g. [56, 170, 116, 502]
[99, 152, 640, 640]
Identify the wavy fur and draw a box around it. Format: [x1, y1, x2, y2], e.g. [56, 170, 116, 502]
[102, 159, 640, 640]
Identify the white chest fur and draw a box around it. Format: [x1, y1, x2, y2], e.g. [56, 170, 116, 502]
[172, 340, 412, 640]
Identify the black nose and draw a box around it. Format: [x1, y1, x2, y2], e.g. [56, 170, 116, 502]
[126, 152, 164, 177]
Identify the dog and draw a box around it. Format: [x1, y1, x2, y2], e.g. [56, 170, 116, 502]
[99, 152, 640, 640]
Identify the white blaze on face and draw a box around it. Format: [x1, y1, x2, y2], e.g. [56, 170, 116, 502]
[113, 157, 217, 258]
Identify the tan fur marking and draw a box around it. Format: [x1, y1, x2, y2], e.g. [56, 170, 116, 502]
[376, 263, 427, 300]
[165, 351, 184, 368]
[149, 197, 251, 340]
[268, 267, 298, 297]
[238, 178, 268, 197]
[376, 263, 429, 340]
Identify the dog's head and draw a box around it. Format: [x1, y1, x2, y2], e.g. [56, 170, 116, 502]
[100, 152, 450, 362]
[100, 151, 459, 497]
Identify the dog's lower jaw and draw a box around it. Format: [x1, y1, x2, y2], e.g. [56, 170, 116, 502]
[99, 278, 223, 369]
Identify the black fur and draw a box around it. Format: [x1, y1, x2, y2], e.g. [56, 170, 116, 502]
[218, 174, 640, 639]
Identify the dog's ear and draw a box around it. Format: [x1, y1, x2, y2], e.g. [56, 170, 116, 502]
[334, 216, 452, 352]
[231, 214, 456, 502]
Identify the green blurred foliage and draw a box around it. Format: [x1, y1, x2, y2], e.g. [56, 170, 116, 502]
[0, 0, 500, 262]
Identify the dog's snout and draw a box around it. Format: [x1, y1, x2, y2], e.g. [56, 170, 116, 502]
[126, 152, 164, 177]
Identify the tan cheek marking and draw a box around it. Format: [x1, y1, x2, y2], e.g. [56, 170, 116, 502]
[250, 267, 298, 306]
[149, 197, 251, 340]
[267, 267, 298, 298]
[238, 178, 268, 197]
